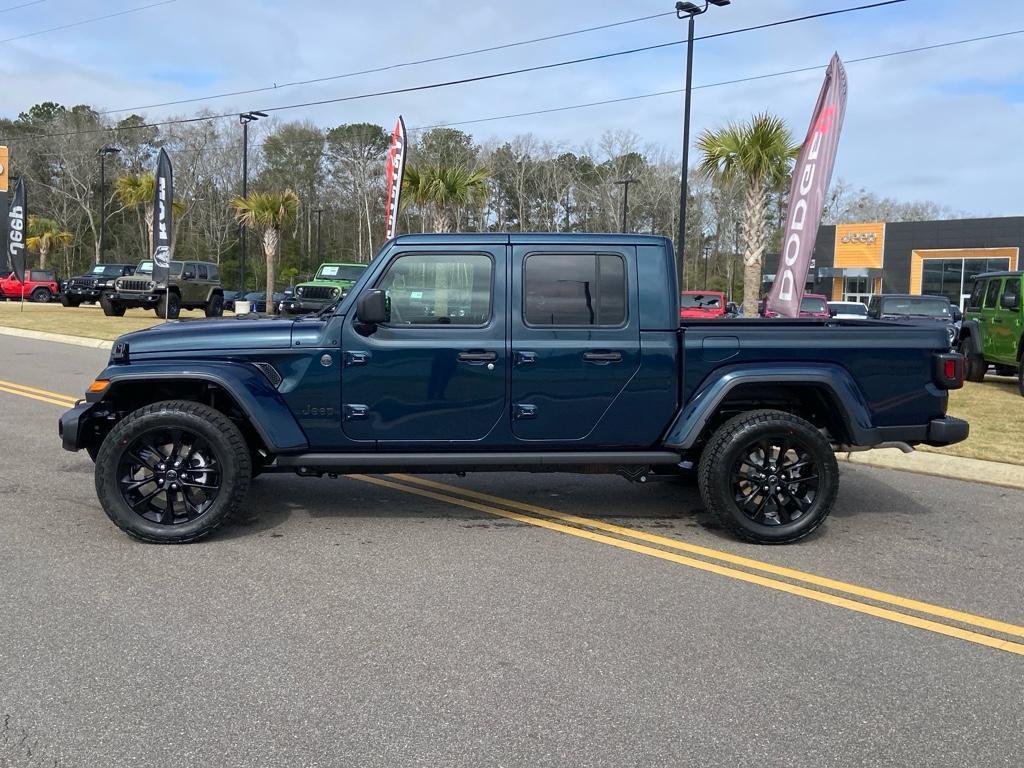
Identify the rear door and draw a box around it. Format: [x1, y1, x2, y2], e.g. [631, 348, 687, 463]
[510, 244, 640, 442]
[982, 278, 1003, 359]
[340, 244, 507, 444]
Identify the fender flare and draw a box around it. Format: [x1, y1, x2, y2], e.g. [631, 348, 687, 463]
[958, 320, 983, 356]
[662, 363, 877, 450]
[94, 361, 308, 452]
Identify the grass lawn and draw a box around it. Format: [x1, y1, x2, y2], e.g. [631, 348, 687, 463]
[0, 300, 219, 340]
[920, 376, 1024, 466]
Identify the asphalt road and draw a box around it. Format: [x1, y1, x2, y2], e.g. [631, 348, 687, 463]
[1, 334, 1021, 768]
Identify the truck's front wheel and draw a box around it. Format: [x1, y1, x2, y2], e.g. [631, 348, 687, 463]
[697, 409, 838, 544]
[94, 400, 252, 543]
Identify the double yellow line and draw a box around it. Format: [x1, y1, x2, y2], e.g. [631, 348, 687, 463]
[4, 375, 1023, 656]
[0, 377, 78, 408]
[355, 474, 1024, 657]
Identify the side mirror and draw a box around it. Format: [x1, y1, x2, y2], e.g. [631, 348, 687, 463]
[356, 289, 388, 326]
[726, 302, 738, 314]
[951, 306, 963, 322]
[1000, 293, 1020, 311]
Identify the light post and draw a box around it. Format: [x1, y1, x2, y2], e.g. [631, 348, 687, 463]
[702, 241, 711, 288]
[238, 111, 267, 291]
[674, 0, 730, 289]
[313, 207, 323, 277]
[613, 179, 635, 233]
[97, 145, 121, 259]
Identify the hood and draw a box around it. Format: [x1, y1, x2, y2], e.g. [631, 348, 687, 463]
[121, 316, 295, 356]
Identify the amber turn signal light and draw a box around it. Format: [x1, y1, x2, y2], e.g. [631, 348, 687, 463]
[87, 379, 110, 393]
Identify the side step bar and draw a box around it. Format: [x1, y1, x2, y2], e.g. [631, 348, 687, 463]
[275, 451, 682, 474]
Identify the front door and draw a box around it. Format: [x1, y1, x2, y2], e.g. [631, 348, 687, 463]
[982, 278, 1004, 360]
[341, 246, 507, 444]
[510, 245, 640, 443]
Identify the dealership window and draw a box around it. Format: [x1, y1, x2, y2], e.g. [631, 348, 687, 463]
[922, 257, 1011, 308]
[523, 253, 626, 326]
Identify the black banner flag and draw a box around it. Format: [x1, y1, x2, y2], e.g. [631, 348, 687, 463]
[152, 148, 173, 286]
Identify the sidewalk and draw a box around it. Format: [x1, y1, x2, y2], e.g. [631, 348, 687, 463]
[839, 448, 1023, 491]
[0, 325, 113, 350]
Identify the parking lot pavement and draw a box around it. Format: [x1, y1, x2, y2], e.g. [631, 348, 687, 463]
[1, 335, 1022, 767]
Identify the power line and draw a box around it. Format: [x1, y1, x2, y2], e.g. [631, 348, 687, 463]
[100, 0, 906, 117]
[0, 0, 47, 14]
[0, 0, 175, 44]
[2, 0, 911, 144]
[99, 9, 677, 115]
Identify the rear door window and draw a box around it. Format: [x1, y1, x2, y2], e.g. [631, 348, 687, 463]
[523, 253, 626, 326]
[196, 264, 209, 280]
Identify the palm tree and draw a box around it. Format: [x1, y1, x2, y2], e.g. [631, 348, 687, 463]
[26, 216, 73, 269]
[230, 190, 300, 314]
[402, 164, 490, 233]
[697, 113, 800, 316]
[115, 172, 185, 255]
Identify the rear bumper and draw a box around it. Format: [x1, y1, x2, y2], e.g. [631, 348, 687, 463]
[873, 416, 970, 448]
[58, 400, 95, 452]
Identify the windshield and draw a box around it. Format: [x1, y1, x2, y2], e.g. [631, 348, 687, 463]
[829, 303, 867, 316]
[316, 264, 366, 281]
[800, 297, 828, 314]
[135, 261, 183, 277]
[881, 297, 951, 318]
[680, 293, 722, 309]
[91, 265, 125, 277]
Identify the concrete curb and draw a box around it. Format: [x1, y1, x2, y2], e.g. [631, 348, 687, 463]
[839, 448, 1024, 491]
[0, 325, 113, 350]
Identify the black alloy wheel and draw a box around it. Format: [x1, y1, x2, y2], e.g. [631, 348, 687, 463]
[31, 287, 52, 303]
[698, 409, 838, 544]
[95, 400, 251, 543]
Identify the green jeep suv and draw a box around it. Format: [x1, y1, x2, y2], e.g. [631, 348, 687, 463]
[107, 259, 224, 319]
[280, 262, 367, 315]
[959, 271, 1023, 396]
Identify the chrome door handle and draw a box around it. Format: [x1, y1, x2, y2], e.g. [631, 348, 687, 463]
[458, 350, 497, 363]
[583, 350, 622, 363]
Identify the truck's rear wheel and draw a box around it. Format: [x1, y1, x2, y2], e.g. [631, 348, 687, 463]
[100, 292, 125, 316]
[958, 339, 986, 382]
[94, 400, 252, 543]
[697, 409, 838, 544]
[31, 287, 52, 303]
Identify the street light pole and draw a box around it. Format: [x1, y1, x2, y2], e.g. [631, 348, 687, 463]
[702, 241, 711, 288]
[314, 207, 323, 274]
[675, 0, 730, 289]
[238, 111, 267, 291]
[97, 145, 121, 261]
[613, 179, 635, 233]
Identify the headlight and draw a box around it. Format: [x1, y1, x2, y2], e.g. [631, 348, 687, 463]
[331, 287, 340, 298]
[947, 327, 956, 345]
[295, 286, 304, 296]
[147, 281, 155, 290]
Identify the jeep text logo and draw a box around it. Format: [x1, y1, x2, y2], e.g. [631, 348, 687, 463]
[8, 204, 24, 260]
[841, 232, 876, 245]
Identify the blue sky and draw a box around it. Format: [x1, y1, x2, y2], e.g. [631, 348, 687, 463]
[2, 0, 1023, 215]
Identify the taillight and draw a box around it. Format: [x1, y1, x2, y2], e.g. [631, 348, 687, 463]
[934, 352, 964, 390]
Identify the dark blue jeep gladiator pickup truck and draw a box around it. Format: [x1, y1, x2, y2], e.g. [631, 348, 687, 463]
[59, 234, 968, 545]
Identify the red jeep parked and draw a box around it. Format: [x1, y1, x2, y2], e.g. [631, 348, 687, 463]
[680, 291, 728, 319]
[0, 269, 60, 303]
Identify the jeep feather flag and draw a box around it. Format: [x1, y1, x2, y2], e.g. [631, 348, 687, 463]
[766, 53, 848, 318]
[152, 147, 173, 287]
[383, 116, 407, 240]
[8, 176, 26, 285]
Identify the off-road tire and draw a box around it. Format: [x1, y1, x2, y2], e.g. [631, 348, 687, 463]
[697, 409, 839, 544]
[100, 292, 126, 316]
[994, 364, 1016, 377]
[156, 291, 181, 319]
[94, 400, 252, 543]
[205, 293, 224, 318]
[60, 294, 81, 307]
[958, 338, 986, 382]
[30, 287, 52, 303]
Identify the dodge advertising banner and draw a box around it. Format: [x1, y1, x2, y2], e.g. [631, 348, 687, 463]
[8, 176, 26, 285]
[383, 116, 407, 241]
[152, 148, 174, 287]
[766, 53, 848, 317]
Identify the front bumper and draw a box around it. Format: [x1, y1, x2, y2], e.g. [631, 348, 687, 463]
[66, 286, 105, 300]
[280, 298, 332, 314]
[109, 292, 160, 307]
[58, 400, 96, 452]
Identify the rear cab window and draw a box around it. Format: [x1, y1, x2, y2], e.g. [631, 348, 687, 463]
[523, 253, 626, 327]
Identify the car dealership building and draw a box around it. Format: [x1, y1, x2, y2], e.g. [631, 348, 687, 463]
[762, 217, 1024, 309]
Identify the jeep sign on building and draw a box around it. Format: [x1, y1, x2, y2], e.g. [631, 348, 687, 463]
[763, 216, 1023, 309]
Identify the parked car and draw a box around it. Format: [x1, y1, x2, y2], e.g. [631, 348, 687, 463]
[760, 293, 831, 319]
[242, 291, 287, 313]
[61, 263, 135, 307]
[60, 233, 968, 546]
[0, 269, 60, 302]
[828, 301, 869, 319]
[107, 259, 224, 318]
[281, 262, 368, 315]
[958, 271, 1023, 394]
[679, 291, 727, 319]
[867, 294, 958, 349]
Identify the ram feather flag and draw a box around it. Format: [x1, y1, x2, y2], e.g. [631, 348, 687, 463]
[152, 147, 174, 286]
[383, 116, 407, 240]
[766, 53, 848, 318]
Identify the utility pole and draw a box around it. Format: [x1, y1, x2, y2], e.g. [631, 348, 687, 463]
[97, 146, 121, 261]
[675, 0, 731, 288]
[314, 208, 323, 275]
[614, 179, 635, 233]
[238, 111, 266, 291]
